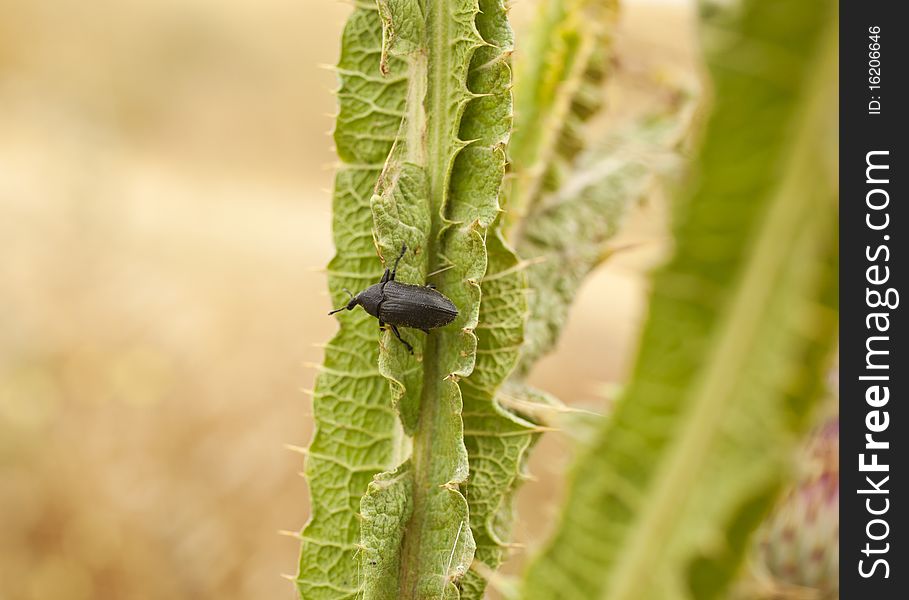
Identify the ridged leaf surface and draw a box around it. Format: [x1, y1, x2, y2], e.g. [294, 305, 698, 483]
[296, 5, 407, 599]
[356, 0, 518, 598]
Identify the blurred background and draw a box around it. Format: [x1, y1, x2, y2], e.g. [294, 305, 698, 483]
[0, 1, 695, 598]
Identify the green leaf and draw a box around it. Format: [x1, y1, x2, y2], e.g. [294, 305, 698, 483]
[520, 0, 839, 597]
[296, 5, 408, 599]
[458, 7, 698, 592]
[459, 231, 537, 600]
[356, 0, 518, 598]
[515, 101, 696, 373]
[508, 0, 618, 234]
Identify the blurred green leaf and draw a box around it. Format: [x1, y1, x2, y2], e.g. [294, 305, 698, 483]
[520, 0, 839, 597]
[508, 0, 618, 232]
[516, 99, 696, 373]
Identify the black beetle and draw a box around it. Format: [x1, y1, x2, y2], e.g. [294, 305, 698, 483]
[329, 243, 458, 354]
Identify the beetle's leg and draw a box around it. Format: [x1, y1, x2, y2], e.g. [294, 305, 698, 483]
[425, 283, 436, 290]
[390, 325, 413, 354]
[389, 243, 407, 282]
[378, 319, 385, 330]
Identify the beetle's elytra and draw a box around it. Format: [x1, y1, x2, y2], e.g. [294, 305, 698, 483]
[329, 243, 458, 354]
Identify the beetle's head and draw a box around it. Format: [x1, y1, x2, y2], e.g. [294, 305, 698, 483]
[328, 288, 359, 315]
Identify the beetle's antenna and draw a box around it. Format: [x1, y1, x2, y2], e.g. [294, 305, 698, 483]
[392, 243, 407, 269]
[328, 289, 356, 315]
[426, 264, 455, 278]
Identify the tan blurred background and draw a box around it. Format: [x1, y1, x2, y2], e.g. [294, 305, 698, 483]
[0, 1, 695, 598]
